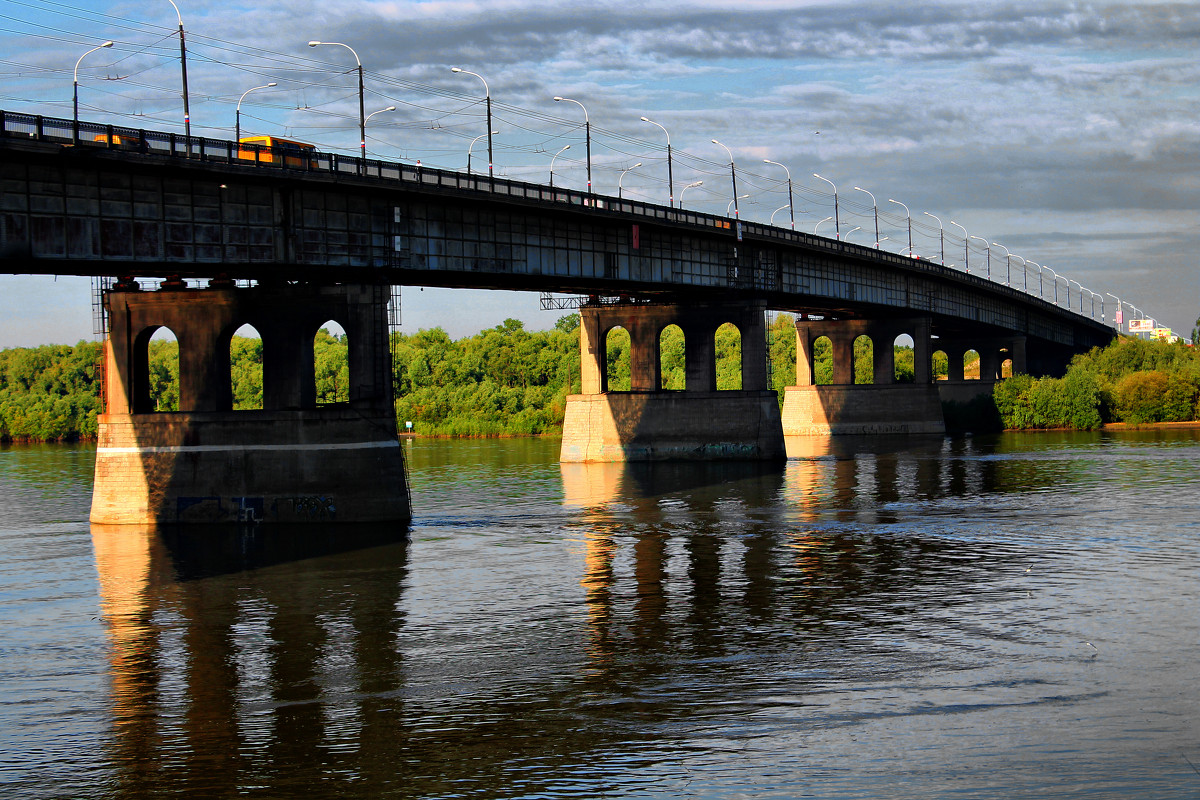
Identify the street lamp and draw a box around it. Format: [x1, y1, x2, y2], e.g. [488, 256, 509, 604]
[888, 199, 912, 257]
[814, 216, 833, 235]
[843, 226, 861, 243]
[555, 96, 591, 195]
[309, 40, 366, 162]
[950, 220, 968, 272]
[618, 162, 642, 199]
[549, 143, 571, 188]
[1068, 279, 1083, 313]
[678, 180, 703, 209]
[991, 242, 1012, 286]
[1010, 254, 1027, 291]
[236, 81, 276, 143]
[1026, 260, 1040, 296]
[771, 205, 790, 226]
[814, 174, 839, 238]
[452, 67, 493, 178]
[854, 186, 879, 248]
[73, 40, 114, 143]
[969, 235, 990, 279]
[727, 193, 749, 217]
[765, 160, 795, 230]
[1106, 292, 1122, 329]
[1045, 267, 1063, 305]
[467, 130, 499, 174]
[362, 105, 395, 159]
[640, 116, 673, 207]
[923, 212, 944, 265]
[165, 0, 190, 144]
[712, 139, 740, 219]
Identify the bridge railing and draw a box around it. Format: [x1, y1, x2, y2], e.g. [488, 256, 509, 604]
[0, 109, 1109, 326]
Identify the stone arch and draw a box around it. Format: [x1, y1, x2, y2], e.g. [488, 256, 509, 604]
[931, 349, 949, 381]
[893, 333, 915, 383]
[853, 334, 874, 384]
[1001, 356, 1014, 378]
[131, 325, 179, 413]
[963, 348, 981, 380]
[813, 335, 833, 385]
[228, 323, 263, 410]
[659, 323, 685, 390]
[715, 322, 742, 390]
[314, 319, 349, 405]
[604, 325, 631, 392]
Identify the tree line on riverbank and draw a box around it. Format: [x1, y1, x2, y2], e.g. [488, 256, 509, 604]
[0, 313, 1195, 441]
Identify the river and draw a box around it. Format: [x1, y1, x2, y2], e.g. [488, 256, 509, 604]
[1, 431, 1198, 799]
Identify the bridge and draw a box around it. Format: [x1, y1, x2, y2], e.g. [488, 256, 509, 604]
[0, 110, 1115, 525]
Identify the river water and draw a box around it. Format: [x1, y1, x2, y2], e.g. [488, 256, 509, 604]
[1, 431, 1198, 799]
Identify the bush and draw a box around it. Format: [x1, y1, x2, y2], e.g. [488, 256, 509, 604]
[1113, 370, 1199, 423]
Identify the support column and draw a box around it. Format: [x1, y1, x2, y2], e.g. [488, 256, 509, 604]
[91, 282, 410, 525]
[561, 300, 783, 462]
[795, 323, 814, 387]
[831, 335, 855, 385]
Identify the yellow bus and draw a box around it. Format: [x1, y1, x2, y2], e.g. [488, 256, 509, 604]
[236, 135, 317, 167]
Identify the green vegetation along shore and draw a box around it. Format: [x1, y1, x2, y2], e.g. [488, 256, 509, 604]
[0, 313, 1196, 441]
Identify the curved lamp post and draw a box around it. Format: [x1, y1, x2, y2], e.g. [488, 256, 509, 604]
[1010, 254, 1027, 291]
[843, 225, 861, 243]
[1106, 292, 1122, 329]
[1026, 260, 1040, 297]
[555, 96, 591, 195]
[950, 220, 968, 272]
[727, 193, 749, 217]
[771, 205, 790, 226]
[73, 40, 114, 143]
[765, 160, 795, 230]
[991, 242, 1012, 286]
[854, 186, 879, 248]
[310, 41, 366, 161]
[549, 143, 571, 188]
[468, 129, 498, 174]
[814, 216, 833, 235]
[452, 67, 493, 177]
[969, 235, 990, 279]
[678, 180, 703, 209]
[1068, 279, 1083, 313]
[640, 116, 673, 207]
[363, 105, 395, 159]
[618, 162, 642, 199]
[923, 212, 944, 265]
[712, 139, 739, 219]
[165, 0, 190, 143]
[814, 174, 839, 238]
[235, 81, 276, 143]
[888, 198, 912, 257]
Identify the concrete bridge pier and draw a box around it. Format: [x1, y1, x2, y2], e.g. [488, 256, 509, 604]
[90, 280, 410, 525]
[781, 317, 946, 439]
[934, 336, 1027, 405]
[560, 300, 784, 462]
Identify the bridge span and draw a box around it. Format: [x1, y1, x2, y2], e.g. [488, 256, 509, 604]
[0, 111, 1115, 525]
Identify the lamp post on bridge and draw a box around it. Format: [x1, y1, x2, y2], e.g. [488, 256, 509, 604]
[843, 226, 862, 243]
[165, 0, 191, 145]
[640, 116, 673, 207]
[452, 68, 493, 179]
[814, 216, 833, 235]
[1106, 293, 1122, 330]
[678, 180, 703, 209]
[1010, 254, 1027, 292]
[549, 143, 571, 188]
[923, 212, 944, 265]
[969, 235, 990, 279]
[854, 186, 879, 248]
[991, 242, 1012, 286]
[363, 105, 395, 159]
[554, 96, 591, 196]
[235, 81, 277, 144]
[765, 160, 795, 230]
[309, 40, 366, 163]
[727, 194, 749, 217]
[814, 174, 839, 238]
[1026, 261, 1040, 297]
[1045, 267, 1063, 306]
[618, 162, 641, 199]
[712, 140, 740, 219]
[1069, 279, 1084, 313]
[771, 205, 790, 226]
[950, 220, 968, 272]
[467, 130, 498, 174]
[888, 199, 912, 257]
[73, 40, 114, 144]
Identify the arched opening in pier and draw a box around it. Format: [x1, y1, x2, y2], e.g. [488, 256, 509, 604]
[963, 349, 981, 380]
[715, 322, 741, 390]
[133, 326, 179, 413]
[604, 326, 631, 392]
[315, 320, 349, 405]
[853, 335, 874, 384]
[813, 336, 833, 385]
[931, 349, 949, 381]
[894, 334, 915, 383]
[659, 324, 685, 390]
[229, 323, 263, 410]
[1001, 352, 1014, 378]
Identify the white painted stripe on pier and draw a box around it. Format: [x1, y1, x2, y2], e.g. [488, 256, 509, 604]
[97, 439, 401, 455]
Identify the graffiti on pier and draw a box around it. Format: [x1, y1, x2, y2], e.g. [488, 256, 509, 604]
[285, 495, 338, 520]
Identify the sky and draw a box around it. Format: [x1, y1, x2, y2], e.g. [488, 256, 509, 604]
[0, 0, 1197, 345]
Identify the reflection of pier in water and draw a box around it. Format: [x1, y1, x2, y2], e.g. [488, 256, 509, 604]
[91, 437, 1040, 795]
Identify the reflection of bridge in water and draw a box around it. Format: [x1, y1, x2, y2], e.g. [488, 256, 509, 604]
[91, 439, 1052, 796]
[3, 111, 1115, 523]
